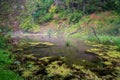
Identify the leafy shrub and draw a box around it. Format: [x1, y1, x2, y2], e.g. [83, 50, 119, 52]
[0, 35, 23, 80]
[87, 35, 120, 51]
[20, 16, 40, 32]
[0, 50, 13, 65]
[58, 10, 71, 19]
[0, 35, 8, 49]
[38, 13, 53, 23]
[0, 35, 12, 49]
[0, 36, 14, 68]
[31, 0, 54, 22]
[65, 40, 71, 47]
[69, 12, 82, 24]
[0, 70, 24, 80]
[49, 5, 57, 13]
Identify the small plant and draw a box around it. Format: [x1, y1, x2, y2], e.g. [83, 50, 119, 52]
[0, 35, 23, 80]
[20, 16, 40, 32]
[0, 35, 12, 49]
[49, 5, 57, 13]
[38, 13, 53, 24]
[65, 40, 71, 47]
[87, 35, 120, 50]
[0, 50, 13, 65]
[69, 12, 82, 24]
[0, 70, 23, 80]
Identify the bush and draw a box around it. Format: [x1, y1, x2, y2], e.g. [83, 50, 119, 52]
[68, 12, 82, 24]
[87, 35, 120, 51]
[0, 35, 23, 80]
[0, 50, 13, 65]
[20, 16, 40, 32]
[58, 10, 71, 19]
[49, 5, 57, 13]
[0, 70, 24, 80]
[0, 35, 12, 49]
[38, 13, 53, 23]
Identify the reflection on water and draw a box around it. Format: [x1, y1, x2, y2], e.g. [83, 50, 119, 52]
[12, 31, 99, 64]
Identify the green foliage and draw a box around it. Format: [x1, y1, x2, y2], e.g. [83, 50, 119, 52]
[0, 49, 23, 80]
[86, 44, 120, 79]
[0, 50, 13, 65]
[20, 16, 40, 32]
[46, 61, 72, 77]
[0, 70, 24, 80]
[58, 10, 71, 19]
[68, 12, 82, 24]
[12, 52, 101, 80]
[65, 40, 71, 47]
[49, 5, 57, 13]
[18, 0, 54, 30]
[87, 35, 120, 50]
[67, 11, 120, 51]
[56, 0, 120, 14]
[0, 35, 23, 80]
[0, 51, 23, 80]
[0, 35, 12, 49]
[32, 0, 54, 22]
[38, 13, 53, 24]
[114, 0, 120, 13]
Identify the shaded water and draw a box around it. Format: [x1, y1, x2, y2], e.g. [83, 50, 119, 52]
[12, 31, 99, 63]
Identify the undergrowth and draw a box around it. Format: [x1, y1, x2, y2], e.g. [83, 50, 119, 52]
[87, 35, 120, 51]
[0, 35, 23, 80]
[67, 11, 120, 51]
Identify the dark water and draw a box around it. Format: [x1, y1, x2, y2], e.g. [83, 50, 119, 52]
[12, 31, 99, 62]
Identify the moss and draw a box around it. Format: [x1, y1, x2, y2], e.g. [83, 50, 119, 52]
[12, 41, 120, 80]
[86, 43, 120, 79]
[42, 42, 54, 46]
[22, 70, 33, 78]
[106, 51, 120, 58]
[72, 64, 101, 80]
[103, 61, 112, 66]
[30, 65, 39, 71]
[24, 54, 37, 60]
[46, 61, 72, 77]
[86, 46, 120, 64]
[39, 57, 51, 62]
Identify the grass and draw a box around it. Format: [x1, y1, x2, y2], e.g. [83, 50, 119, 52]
[86, 35, 120, 50]
[69, 33, 120, 51]
[38, 13, 53, 24]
